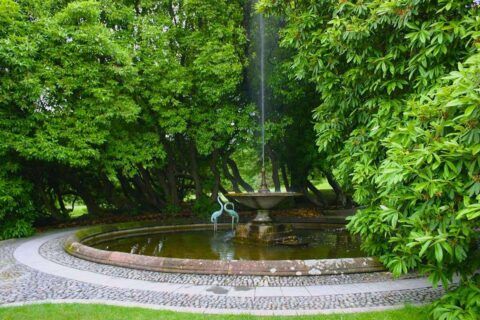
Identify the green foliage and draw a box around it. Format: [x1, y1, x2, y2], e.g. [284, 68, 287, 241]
[0, 0, 19, 24]
[0, 0, 250, 231]
[260, 0, 480, 318]
[0, 0, 337, 235]
[0, 0, 37, 239]
[431, 276, 480, 320]
[164, 204, 181, 216]
[0, 218, 35, 240]
[192, 195, 217, 220]
[260, 0, 479, 198]
[0, 161, 37, 240]
[347, 51, 480, 295]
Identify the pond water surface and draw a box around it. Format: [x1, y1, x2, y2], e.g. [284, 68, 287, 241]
[92, 228, 364, 261]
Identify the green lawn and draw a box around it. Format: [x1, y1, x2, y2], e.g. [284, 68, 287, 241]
[313, 179, 333, 191]
[0, 304, 429, 320]
[69, 204, 88, 218]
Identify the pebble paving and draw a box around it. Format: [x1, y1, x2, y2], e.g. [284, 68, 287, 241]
[40, 236, 419, 287]
[0, 231, 446, 314]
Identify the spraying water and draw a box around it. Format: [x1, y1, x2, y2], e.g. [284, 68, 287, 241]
[259, 13, 265, 170]
[257, 12, 270, 193]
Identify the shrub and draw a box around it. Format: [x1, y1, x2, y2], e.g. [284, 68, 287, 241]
[0, 174, 36, 240]
[259, 0, 480, 318]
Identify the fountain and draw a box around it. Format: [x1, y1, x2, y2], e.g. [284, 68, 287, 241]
[216, 12, 302, 244]
[63, 4, 383, 277]
[228, 189, 303, 245]
[228, 168, 302, 244]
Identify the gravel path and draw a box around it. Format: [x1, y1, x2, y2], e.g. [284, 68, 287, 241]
[0, 230, 444, 315]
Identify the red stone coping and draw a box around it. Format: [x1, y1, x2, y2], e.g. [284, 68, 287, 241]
[64, 222, 385, 276]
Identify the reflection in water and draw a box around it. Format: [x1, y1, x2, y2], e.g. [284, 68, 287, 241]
[210, 231, 235, 260]
[93, 228, 364, 261]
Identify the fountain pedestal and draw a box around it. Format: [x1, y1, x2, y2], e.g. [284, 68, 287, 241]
[252, 209, 272, 223]
[235, 209, 302, 245]
[235, 221, 299, 245]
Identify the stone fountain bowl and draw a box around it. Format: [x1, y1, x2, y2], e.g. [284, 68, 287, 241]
[227, 192, 302, 210]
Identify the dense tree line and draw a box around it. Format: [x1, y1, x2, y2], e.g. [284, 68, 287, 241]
[2, 0, 480, 316]
[0, 0, 249, 237]
[259, 0, 480, 318]
[0, 0, 344, 239]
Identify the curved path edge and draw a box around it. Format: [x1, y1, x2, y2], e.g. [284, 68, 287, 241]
[13, 230, 434, 298]
[0, 229, 445, 315]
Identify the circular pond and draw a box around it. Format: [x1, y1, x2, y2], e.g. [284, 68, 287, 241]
[65, 222, 384, 276]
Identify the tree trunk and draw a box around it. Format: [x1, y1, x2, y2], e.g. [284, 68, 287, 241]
[57, 192, 68, 215]
[226, 158, 254, 192]
[138, 166, 165, 209]
[267, 147, 281, 191]
[288, 164, 305, 193]
[80, 190, 104, 215]
[188, 141, 203, 199]
[116, 170, 142, 205]
[281, 163, 290, 191]
[131, 175, 153, 209]
[156, 170, 170, 200]
[324, 171, 352, 208]
[222, 157, 241, 192]
[70, 195, 78, 213]
[306, 180, 328, 207]
[69, 175, 105, 216]
[166, 151, 180, 206]
[100, 173, 134, 211]
[52, 182, 68, 215]
[38, 186, 64, 220]
[210, 151, 221, 200]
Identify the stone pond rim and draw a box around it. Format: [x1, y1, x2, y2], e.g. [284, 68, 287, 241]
[64, 221, 385, 276]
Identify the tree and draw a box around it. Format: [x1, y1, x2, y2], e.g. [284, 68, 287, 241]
[0, 0, 252, 236]
[0, 0, 46, 238]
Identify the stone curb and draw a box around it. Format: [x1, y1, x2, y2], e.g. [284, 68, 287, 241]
[65, 222, 384, 276]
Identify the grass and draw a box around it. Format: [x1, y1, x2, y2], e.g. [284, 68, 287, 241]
[69, 205, 88, 218]
[314, 179, 333, 191]
[0, 303, 429, 320]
